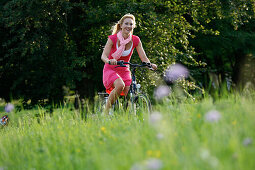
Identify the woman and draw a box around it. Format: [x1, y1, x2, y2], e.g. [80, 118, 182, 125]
[101, 14, 157, 114]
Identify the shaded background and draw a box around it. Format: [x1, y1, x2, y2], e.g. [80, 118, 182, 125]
[1, 0, 255, 106]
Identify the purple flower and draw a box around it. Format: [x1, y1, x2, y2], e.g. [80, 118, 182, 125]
[130, 163, 143, 170]
[243, 138, 252, 146]
[4, 103, 14, 113]
[204, 110, 221, 123]
[154, 85, 171, 100]
[130, 159, 163, 170]
[145, 158, 163, 170]
[164, 63, 189, 84]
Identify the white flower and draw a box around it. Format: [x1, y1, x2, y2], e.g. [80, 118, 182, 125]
[154, 85, 171, 100]
[145, 158, 163, 170]
[204, 110, 221, 123]
[131, 159, 163, 170]
[200, 148, 210, 160]
[149, 112, 162, 125]
[208, 157, 219, 168]
[130, 163, 143, 170]
[200, 148, 219, 168]
[156, 133, 164, 140]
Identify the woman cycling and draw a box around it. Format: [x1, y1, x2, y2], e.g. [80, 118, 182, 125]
[101, 14, 157, 115]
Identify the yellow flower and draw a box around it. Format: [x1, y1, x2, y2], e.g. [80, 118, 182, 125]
[155, 150, 161, 158]
[101, 127, 106, 133]
[232, 120, 237, 126]
[147, 150, 161, 158]
[197, 114, 201, 118]
[147, 150, 153, 156]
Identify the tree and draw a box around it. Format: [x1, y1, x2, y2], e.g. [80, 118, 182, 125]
[189, 0, 255, 90]
[2, 0, 254, 105]
[0, 0, 83, 104]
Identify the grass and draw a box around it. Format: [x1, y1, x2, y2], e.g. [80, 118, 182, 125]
[0, 92, 255, 170]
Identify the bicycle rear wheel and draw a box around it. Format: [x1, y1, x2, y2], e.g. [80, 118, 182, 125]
[133, 94, 151, 119]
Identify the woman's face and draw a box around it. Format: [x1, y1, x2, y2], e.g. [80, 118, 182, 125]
[120, 18, 134, 35]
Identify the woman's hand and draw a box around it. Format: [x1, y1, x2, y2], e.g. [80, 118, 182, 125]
[109, 59, 117, 65]
[151, 63, 157, 70]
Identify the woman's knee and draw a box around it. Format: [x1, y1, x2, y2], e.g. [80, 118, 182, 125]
[114, 79, 125, 91]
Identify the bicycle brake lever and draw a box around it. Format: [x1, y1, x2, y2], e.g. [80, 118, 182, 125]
[142, 62, 152, 69]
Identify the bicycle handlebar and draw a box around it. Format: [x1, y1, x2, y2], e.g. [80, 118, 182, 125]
[116, 61, 153, 69]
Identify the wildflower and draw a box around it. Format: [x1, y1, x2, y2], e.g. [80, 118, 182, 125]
[4, 103, 14, 113]
[0, 167, 7, 170]
[101, 127, 106, 133]
[130, 163, 143, 170]
[243, 138, 252, 146]
[156, 133, 164, 140]
[155, 150, 161, 158]
[145, 158, 163, 170]
[232, 120, 237, 126]
[154, 85, 171, 100]
[204, 110, 221, 123]
[208, 157, 219, 168]
[200, 148, 219, 168]
[200, 148, 210, 160]
[197, 113, 201, 118]
[147, 150, 153, 157]
[164, 63, 189, 84]
[131, 158, 163, 170]
[149, 112, 162, 125]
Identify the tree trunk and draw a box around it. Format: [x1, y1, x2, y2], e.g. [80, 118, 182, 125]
[233, 53, 255, 89]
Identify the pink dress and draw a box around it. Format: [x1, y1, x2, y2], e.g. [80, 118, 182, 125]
[103, 34, 140, 91]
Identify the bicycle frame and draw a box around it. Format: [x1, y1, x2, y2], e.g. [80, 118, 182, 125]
[115, 61, 152, 107]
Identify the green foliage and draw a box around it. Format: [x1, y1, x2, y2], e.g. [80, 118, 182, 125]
[189, 0, 255, 89]
[1, 0, 255, 104]
[0, 0, 84, 104]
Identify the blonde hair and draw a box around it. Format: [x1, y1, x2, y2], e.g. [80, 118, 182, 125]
[112, 14, 136, 35]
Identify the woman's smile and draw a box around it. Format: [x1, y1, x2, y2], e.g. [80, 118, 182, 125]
[121, 18, 134, 34]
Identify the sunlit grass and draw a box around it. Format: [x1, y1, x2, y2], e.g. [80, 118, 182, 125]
[0, 93, 255, 170]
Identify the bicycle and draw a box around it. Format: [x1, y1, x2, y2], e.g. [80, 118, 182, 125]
[97, 61, 152, 119]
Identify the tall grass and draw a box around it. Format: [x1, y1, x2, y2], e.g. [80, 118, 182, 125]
[0, 92, 255, 170]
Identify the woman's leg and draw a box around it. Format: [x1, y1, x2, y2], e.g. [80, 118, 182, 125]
[123, 86, 130, 96]
[123, 86, 130, 110]
[104, 78, 125, 114]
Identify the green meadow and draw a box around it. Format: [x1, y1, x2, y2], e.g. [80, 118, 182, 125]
[0, 92, 255, 170]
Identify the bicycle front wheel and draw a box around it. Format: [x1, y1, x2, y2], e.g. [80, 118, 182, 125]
[133, 94, 152, 119]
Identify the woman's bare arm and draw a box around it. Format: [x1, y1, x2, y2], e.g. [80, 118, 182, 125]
[136, 41, 157, 70]
[101, 38, 113, 64]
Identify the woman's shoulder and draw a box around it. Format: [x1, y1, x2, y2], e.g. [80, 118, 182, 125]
[132, 35, 140, 47]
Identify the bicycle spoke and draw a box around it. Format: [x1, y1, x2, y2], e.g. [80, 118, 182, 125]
[134, 94, 151, 120]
